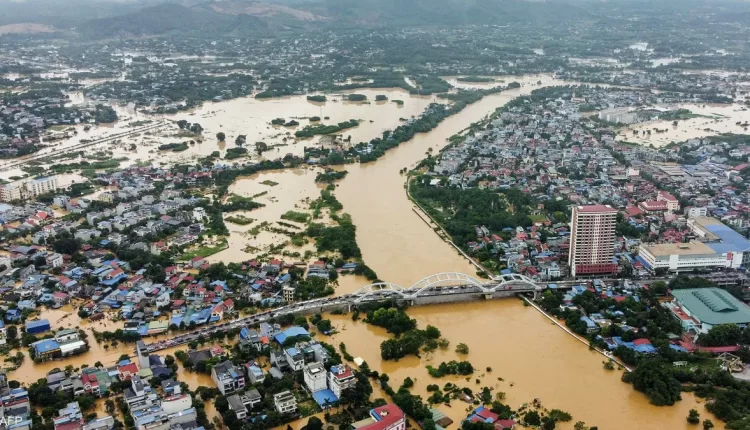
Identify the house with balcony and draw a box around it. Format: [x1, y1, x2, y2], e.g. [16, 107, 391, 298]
[284, 347, 305, 371]
[329, 365, 357, 398]
[211, 361, 245, 395]
[273, 390, 297, 414]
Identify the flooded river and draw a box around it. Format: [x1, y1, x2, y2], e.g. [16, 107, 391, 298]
[327, 73, 716, 429]
[324, 301, 713, 430]
[17, 73, 723, 429]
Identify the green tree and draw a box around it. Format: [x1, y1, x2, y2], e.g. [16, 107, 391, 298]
[698, 324, 743, 347]
[650, 281, 668, 296]
[687, 409, 700, 425]
[255, 141, 268, 155]
[702, 419, 714, 430]
[302, 416, 323, 430]
[623, 359, 682, 406]
[524, 411, 541, 427]
[455, 343, 469, 354]
[216, 132, 226, 141]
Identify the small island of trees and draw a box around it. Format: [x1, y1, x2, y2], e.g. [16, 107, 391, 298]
[306, 95, 327, 102]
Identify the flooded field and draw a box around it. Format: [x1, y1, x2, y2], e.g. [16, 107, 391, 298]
[616, 103, 750, 147]
[207, 168, 325, 264]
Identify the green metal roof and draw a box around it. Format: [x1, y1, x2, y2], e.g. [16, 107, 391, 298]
[672, 288, 750, 325]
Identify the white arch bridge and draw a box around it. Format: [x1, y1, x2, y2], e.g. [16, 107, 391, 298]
[140, 272, 550, 353]
[351, 272, 543, 304]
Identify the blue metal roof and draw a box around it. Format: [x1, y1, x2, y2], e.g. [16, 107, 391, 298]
[26, 319, 50, 329]
[311, 389, 339, 407]
[33, 339, 60, 354]
[274, 326, 310, 344]
[705, 224, 750, 254]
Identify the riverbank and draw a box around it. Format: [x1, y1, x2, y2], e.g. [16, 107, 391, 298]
[520, 296, 633, 371]
[406, 176, 491, 277]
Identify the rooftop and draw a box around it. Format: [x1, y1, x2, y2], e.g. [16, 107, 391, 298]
[576, 204, 617, 214]
[690, 217, 750, 255]
[672, 288, 750, 325]
[641, 241, 716, 257]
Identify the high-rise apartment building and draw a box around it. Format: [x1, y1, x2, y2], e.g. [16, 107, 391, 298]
[0, 176, 59, 202]
[568, 205, 618, 277]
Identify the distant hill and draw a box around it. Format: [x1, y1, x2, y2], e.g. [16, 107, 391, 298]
[72, 0, 592, 38]
[295, 0, 591, 26]
[79, 3, 271, 38]
[3, 0, 748, 37]
[0, 23, 56, 35]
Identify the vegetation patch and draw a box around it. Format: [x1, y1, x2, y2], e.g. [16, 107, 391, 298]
[456, 76, 495, 83]
[306, 95, 327, 102]
[315, 169, 348, 183]
[294, 119, 359, 138]
[346, 94, 367, 102]
[280, 210, 310, 223]
[158, 142, 189, 152]
[225, 215, 253, 225]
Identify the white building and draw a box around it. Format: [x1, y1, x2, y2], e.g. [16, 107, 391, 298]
[161, 394, 192, 414]
[273, 390, 297, 414]
[285, 347, 305, 371]
[639, 217, 750, 272]
[282, 285, 295, 303]
[303, 362, 327, 393]
[26, 176, 59, 197]
[193, 207, 207, 222]
[328, 365, 356, 398]
[687, 207, 708, 218]
[1, 177, 60, 202]
[46, 253, 64, 268]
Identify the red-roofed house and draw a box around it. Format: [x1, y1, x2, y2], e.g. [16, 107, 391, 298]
[638, 200, 669, 213]
[356, 404, 405, 430]
[52, 291, 69, 306]
[624, 206, 644, 217]
[81, 372, 100, 395]
[495, 420, 516, 430]
[190, 256, 206, 269]
[223, 299, 234, 313]
[118, 363, 139, 381]
[328, 365, 356, 398]
[657, 190, 680, 212]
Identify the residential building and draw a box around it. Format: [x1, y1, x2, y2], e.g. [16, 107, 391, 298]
[0, 177, 59, 202]
[284, 347, 305, 371]
[245, 364, 265, 384]
[328, 365, 356, 398]
[687, 207, 708, 218]
[273, 390, 297, 414]
[53, 402, 83, 430]
[350, 404, 406, 430]
[303, 362, 327, 393]
[656, 191, 680, 213]
[227, 394, 248, 420]
[568, 205, 618, 277]
[211, 361, 245, 395]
